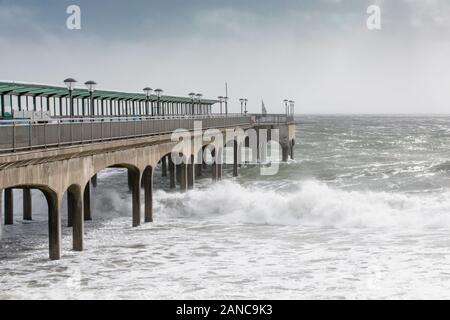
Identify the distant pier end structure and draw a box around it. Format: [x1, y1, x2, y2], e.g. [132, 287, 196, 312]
[0, 81, 295, 260]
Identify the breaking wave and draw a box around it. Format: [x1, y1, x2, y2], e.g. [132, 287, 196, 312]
[154, 180, 450, 229]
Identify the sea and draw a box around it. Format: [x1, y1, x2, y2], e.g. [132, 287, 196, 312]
[2, 115, 450, 299]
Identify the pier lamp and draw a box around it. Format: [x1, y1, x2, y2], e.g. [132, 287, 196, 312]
[143, 87, 153, 116]
[195, 93, 203, 115]
[64, 78, 77, 117]
[189, 92, 196, 115]
[154, 88, 163, 116]
[289, 100, 295, 115]
[218, 96, 224, 115]
[283, 99, 289, 116]
[239, 98, 244, 114]
[244, 98, 248, 115]
[84, 80, 97, 117]
[224, 96, 228, 115]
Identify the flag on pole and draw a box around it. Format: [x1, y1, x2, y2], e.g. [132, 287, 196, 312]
[261, 100, 267, 115]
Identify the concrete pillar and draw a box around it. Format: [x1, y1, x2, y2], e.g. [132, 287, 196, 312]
[144, 168, 153, 223]
[290, 141, 294, 160]
[180, 164, 188, 192]
[129, 169, 141, 227]
[211, 149, 218, 182]
[83, 183, 92, 221]
[91, 174, 98, 188]
[47, 193, 61, 260]
[69, 187, 84, 251]
[233, 140, 238, 177]
[282, 146, 289, 162]
[4, 188, 13, 225]
[161, 156, 167, 177]
[176, 164, 182, 185]
[23, 188, 32, 221]
[195, 164, 202, 177]
[169, 157, 176, 189]
[188, 162, 194, 189]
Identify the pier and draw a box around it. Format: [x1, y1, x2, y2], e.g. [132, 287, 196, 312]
[0, 81, 295, 260]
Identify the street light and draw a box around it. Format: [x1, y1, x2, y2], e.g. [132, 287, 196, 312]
[143, 87, 153, 116]
[218, 96, 224, 115]
[224, 96, 228, 115]
[64, 78, 77, 117]
[189, 92, 196, 115]
[239, 98, 247, 114]
[195, 93, 203, 114]
[244, 98, 248, 114]
[154, 88, 163, 116]
[283, 99, 289, 116]
[289, 100, 295, 115]
[84, 80, 97, 117]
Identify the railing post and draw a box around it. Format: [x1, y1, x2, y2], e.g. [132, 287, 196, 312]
[28, 120, 32, 150]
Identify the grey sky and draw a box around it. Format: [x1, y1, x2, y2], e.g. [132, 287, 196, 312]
[0, 0, 449, 114]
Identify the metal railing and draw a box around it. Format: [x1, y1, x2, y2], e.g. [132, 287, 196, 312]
[251, 114, 295, 124]
[0, 114, 252, 154]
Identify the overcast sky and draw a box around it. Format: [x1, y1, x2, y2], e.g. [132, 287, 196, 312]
[1, 0, 449, 114]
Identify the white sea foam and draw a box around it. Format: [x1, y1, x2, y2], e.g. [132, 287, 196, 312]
[154, 180, 450, 229]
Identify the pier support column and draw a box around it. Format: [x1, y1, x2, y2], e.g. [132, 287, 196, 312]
[176, 164, 182, 185]
[23, 188, 32, 221]
[143, 167, 153, 223]
[91, 174, 98, 188]
[169, 157, 176, 189]
[180, 164, 188, 192]
[233, 140, 239, 177]
[83, 183, 92, 221]
[188, 160, 194, 189]
[161, 156, 167, 177]
[282, 146, 289, 162]
[4, 188, 13, 225]
[290, 141, 294, 160]
[211, 149, 218, 182]
[129, 169, 141, 227]
[47, 193, 61, 260]
[68, 186, 83, 251]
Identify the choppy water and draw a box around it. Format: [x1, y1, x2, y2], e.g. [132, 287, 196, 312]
[2, 115, 450, 299]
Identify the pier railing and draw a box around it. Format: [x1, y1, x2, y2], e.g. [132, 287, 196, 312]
[251, 114, 295, 124]
[0, 114, 251, 153]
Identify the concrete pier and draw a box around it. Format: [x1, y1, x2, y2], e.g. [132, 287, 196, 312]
[83, 183, 92, 221]
[46, 192, 61, 260]
[161, 156, 167, 177]
[0, 80, 295, 260]
[282, 146, 289, 162]
[68, 186, 83, 251]
[233, 140, 239, 177]
[129, 169, 141, 227]
[143, 167, 153, 223]
[180, 164, 188, 192]
[4, 188, 13, 225]
[23, 189, 32, 221]
[169, 157, 176, 189]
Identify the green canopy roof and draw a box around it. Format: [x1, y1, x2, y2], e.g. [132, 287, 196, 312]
[0, 82, 218, 104]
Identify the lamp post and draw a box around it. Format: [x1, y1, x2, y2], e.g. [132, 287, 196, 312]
[283, 99, 289, 116]
[244, 98, 248, 114]
[195, 93, 203, 115]
[224, 96, 228, 115]
[189, 92, 196, 115]
[289, 100, 294, 115]
[64, 78, 77, 117]
[239, 98, 247, 114]
[218, 96, 224, 115]
[154, 88, 163, 116]
[84, 80, 97, 117]
[143, 87, 152, 116]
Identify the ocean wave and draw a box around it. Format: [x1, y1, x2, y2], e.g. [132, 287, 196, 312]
[154, 180, 450, 229]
